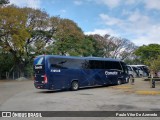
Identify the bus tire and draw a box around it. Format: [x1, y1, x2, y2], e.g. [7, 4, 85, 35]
[71, 81, 79, 91]
[117, 79, 121, 85]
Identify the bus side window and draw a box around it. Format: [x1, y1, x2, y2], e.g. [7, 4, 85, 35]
[81, 60, 90, 69]
[89, 60, 105, 69]
[50, 64, 65, 69]
[50, 64, 54, 69]
[121, 62, 127, 74]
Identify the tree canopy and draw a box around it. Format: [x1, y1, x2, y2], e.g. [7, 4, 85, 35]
[134, 44, 160, 61]
[134, 44, 160, 71]
[0, 0, 9, 5]
[90, 34, 137, 60]
[50, 17, 85, 56]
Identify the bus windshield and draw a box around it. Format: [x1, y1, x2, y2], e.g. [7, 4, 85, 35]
[34, 56, 45, 74]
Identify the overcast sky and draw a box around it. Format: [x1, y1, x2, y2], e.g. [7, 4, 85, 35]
[9, 0, 160, 46]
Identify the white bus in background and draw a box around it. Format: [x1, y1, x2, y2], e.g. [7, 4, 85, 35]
[127, 65, 137, 79]
[129, 65, 149, 77]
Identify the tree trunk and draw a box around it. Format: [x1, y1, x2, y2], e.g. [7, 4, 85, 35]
[6, 72, 9, 79]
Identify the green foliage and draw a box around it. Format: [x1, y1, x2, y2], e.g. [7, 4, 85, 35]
[124, 58, 141, 65]
[135, 44, 160, 71]
[51, 18, 85, 56]
[89, 35, 105, 57]
[145, 56, 160, 71]
[0, 0, 9, 5]
[81, 35, 95, 57]
[0, 6, 30, 63]
[134, 44, 160, 62]
[0, 51, 14, 78]
[0, 6, 52, 77]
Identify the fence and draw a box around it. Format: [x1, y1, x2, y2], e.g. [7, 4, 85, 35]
[0, 71, 33, 80]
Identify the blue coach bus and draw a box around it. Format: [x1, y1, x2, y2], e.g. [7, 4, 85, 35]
[34, 55, 129, 91]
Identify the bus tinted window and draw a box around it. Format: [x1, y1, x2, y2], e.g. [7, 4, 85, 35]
[34, 56, 45, 65]
[81, 60, 90, 69]
[89, 60, 122, 70]
[121, 62, 128, 73]
[127, 66, 132, 71]
[49, 58, 85, 69]
[89, 60, 105, 69]
[34, 56, 45, 74]
[105, 61, 122, 70]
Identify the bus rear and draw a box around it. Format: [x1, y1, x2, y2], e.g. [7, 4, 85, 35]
[34, 56, 49, 89]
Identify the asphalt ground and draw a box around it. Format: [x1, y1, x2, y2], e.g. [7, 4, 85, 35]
[0, 78, 160, 120]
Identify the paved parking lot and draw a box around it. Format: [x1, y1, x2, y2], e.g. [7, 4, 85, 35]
[0, 78, 160, 120]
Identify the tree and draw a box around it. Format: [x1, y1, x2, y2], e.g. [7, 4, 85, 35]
[107, 36, 137, 60]
[0, 0, 9, 5]
[124, 56, 142, 65]
[81, 35, 95, 57]
[90, 34, 137, 59]
[134, 44, 160, 62]
[148, 56, 160, 72]
[50, 17, 85, 56]
[89, 34, 106, 57]
[0, 6, 30, 74]
[0, 48, 14, 79]
[0, 6, 54, 77]
[135, 44, 160, 71]
[22, 7, 54, 56]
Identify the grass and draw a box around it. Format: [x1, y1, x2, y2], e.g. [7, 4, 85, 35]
[135, 91, 160, 95]
[112, 85, 132, 89]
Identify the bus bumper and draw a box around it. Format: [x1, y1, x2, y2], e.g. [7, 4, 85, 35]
[34, 83, 50, 89]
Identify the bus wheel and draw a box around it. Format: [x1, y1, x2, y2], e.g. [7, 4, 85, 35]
[71, 81, 79, 91]
[117, 79, 121, 85]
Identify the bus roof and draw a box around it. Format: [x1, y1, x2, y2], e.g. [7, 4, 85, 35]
[129, 65, 147, 67]
[37, 55, 122, 62]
